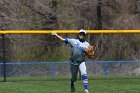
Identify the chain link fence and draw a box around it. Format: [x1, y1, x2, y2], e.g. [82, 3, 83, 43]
[0, 61, 140, 82]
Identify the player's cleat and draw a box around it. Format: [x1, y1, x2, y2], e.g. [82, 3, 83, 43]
[84, 89, 89, 93]
[71, 83, 75, 92]
[70, 80, 75, 92]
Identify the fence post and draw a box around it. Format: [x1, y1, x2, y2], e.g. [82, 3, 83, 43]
[103, 63, 108, 76]
[2, 34, 6, 82]
[78, 70, 81, 80]
[51, 63, 55, 80]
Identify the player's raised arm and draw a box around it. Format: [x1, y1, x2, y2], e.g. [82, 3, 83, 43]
[52, 32, 65, 42]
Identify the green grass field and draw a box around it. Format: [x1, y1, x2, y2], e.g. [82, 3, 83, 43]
[0, 77, 140, 93]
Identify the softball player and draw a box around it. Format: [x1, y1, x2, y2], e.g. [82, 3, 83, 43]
[52, 29, 94, 93]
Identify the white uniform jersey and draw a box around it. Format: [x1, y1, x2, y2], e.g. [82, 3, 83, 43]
[65, 38, 90, 62]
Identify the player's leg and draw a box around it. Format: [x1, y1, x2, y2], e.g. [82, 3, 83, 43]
[70, 64, 79, 92]
[79, 62, 89, 93]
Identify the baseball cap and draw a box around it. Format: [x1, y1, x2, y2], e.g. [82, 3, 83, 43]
[79, 29, 87, 36]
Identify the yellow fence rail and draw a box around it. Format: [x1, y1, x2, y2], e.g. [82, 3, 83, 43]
[0, 30, 140, 34]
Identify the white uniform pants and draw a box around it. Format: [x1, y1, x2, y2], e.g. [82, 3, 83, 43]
[79, 62, 87, 75]
[70, 62, 87, 82]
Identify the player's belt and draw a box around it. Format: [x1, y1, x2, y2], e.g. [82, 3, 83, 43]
[70, 60, 83, 65]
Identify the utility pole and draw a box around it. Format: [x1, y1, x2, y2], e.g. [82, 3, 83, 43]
[97, 0, 102, 29]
